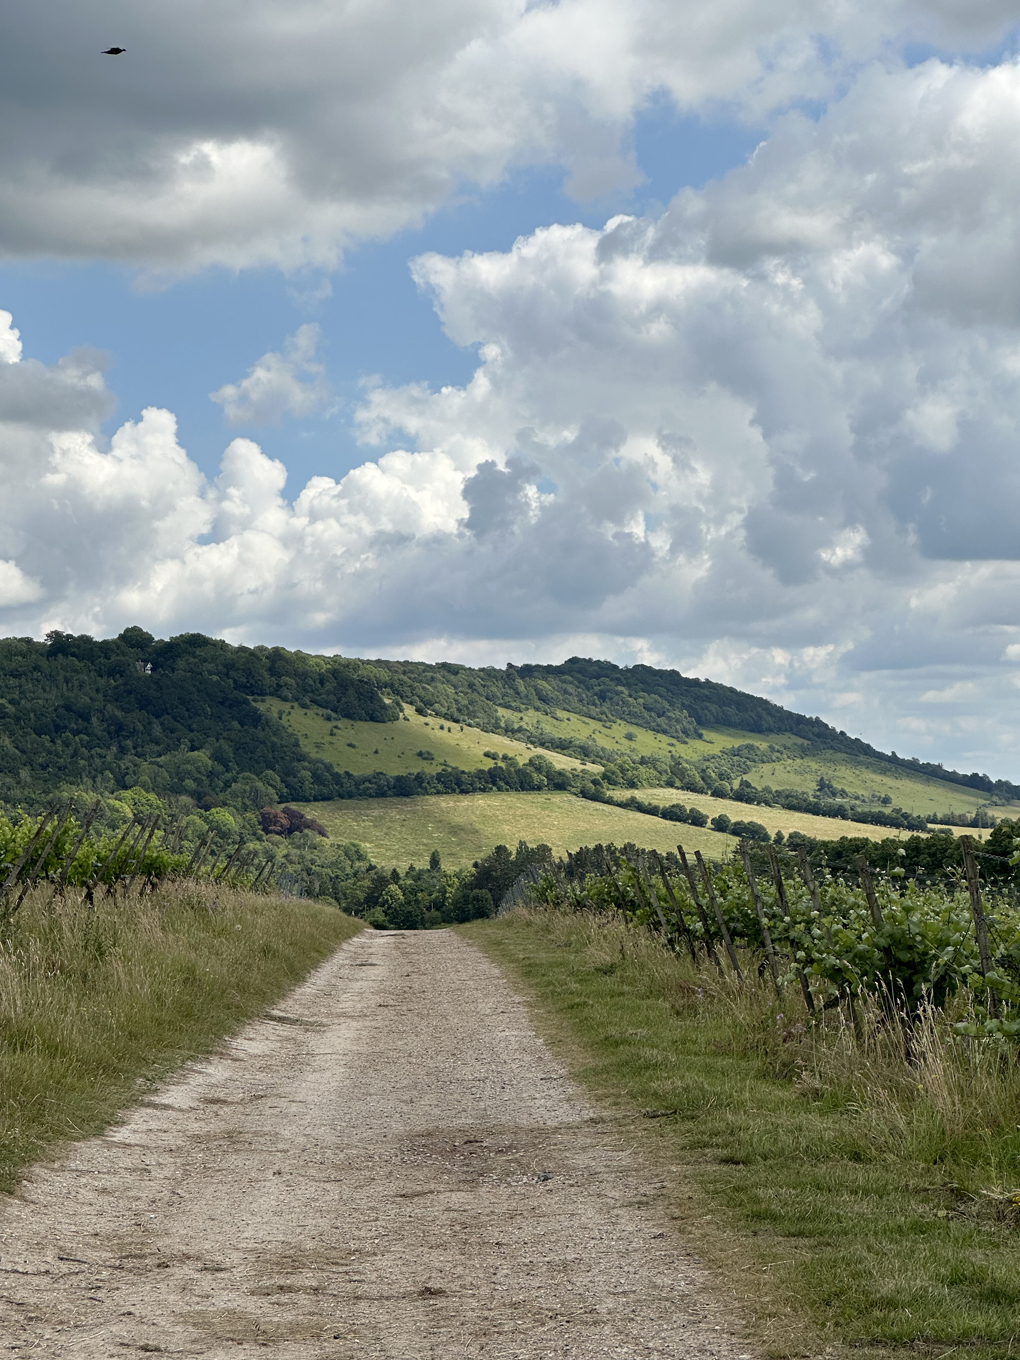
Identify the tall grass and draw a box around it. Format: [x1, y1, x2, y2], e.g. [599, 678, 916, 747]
[0, 879, 360, 1190]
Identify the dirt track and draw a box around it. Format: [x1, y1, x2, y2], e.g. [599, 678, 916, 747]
[0, 929, 752, 1358]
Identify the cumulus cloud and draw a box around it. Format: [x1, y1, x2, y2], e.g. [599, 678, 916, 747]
[7, 47, 1020, 771]
[210, 325, 331, 425]
[1, 1, 1018, 272]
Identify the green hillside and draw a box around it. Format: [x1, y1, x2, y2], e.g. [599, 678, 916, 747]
[1, 628, 1016, 848]
[258, 700, 597, 779]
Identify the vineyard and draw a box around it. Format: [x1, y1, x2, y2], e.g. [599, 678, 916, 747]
[523, 829, 1020, 1041]
[0, 801, 276, 914]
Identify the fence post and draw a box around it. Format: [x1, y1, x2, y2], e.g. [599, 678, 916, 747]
[676, 845, 724, 974]
[961, 835, 999, 1019]
[738, 843, 779, 991]
[767, 844, 815, 1015]
[694, 849, 743, 979]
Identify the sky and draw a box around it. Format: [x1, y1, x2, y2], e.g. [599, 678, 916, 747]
[2, 1, 1020, 778]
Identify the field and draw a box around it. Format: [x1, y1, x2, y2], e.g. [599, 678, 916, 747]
[258, 700, 596, 777]
[635, 787, 981, 841]
[743, 750, 1020, 819]
[295, 792, 735, 868]
[297, 775, 991, 872]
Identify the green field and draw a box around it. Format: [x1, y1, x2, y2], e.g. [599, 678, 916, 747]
[740, 749, 1020, 818]
[258, 700, 597, 777]
[635, 787, 931, 843]
[295, 792, 736, 868]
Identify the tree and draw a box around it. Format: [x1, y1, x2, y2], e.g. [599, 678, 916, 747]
[378, 882, 425, 930]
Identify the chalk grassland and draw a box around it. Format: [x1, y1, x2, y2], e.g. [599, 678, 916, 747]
[264, 692, 1013, 824]
[296, 792, 736, 868]
[743, 749, 1020, 819]
[0, 882, 361, 1191]
[470, 909, 1020, 1360]
[256, 699, 597, 777]
[635, 787, 977, 842]
[505, 706, 1017, 817]
[501, 708, 797, 762]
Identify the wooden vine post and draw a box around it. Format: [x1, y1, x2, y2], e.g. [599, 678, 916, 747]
[798, 846, 863, 1038]
[0, 804, 59, 905]
[766, 843, 815, 1014]
[676, 845, 724, 974]
[738, 842, 780, 992]
[960, 835, 999, 1019]
[634, 852, 672, 943]
[853, 853, 907, 1029]
[853, 855, 885, 931]
[694, 849, 743, 979]
[13, 800, 75, 913]
[58, 801, 101, 889]
[651, 850, 698, 963]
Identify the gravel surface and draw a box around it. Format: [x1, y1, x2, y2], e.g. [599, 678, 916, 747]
[0, 929, 754, 1358]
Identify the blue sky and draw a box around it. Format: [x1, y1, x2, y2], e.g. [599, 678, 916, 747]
[0, 108, 761, 490]
[3, 0, 1020, 777]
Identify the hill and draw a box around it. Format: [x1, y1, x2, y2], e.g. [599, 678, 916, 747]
[0, 629, 1016, 843]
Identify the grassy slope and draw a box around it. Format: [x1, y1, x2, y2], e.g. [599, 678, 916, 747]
[272, 693, 1010, 823]
[468, 909, 1020, 1360]
[257, 699, 597, 777]
[0, 881, 361, 1191]
[635, 787, 980, 842]
[506, 706, 1018, 817]
[296, 791, 735, 868]
[743, 749, 1020, 818]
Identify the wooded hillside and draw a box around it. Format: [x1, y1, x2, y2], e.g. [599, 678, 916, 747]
[1, 627, 1016, 811]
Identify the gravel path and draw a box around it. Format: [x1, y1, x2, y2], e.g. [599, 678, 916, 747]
[0, 929, 752, 1358]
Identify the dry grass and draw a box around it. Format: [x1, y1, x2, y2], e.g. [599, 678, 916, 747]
[0, 879, 360, 1190]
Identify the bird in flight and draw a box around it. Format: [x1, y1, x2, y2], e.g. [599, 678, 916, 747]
[101, 47, 126, 55]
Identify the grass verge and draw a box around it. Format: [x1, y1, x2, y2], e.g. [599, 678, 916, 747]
[0, 880, 361, 1190]
[465, 908, 1020, 1360]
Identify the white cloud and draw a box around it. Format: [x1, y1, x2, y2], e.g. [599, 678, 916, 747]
[210, 325, 331, 425]
[0, 560, 42, 607]
[7, 46, 1020, 772]
[919, 681, 980, 703]
[0, 312, 21, 365]
[0, 2, 1018, 272]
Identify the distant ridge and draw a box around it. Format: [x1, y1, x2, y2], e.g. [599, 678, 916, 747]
[0, 630, 1014, 809]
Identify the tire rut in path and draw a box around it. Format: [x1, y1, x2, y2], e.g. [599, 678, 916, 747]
[0, 929, 753, 1358]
